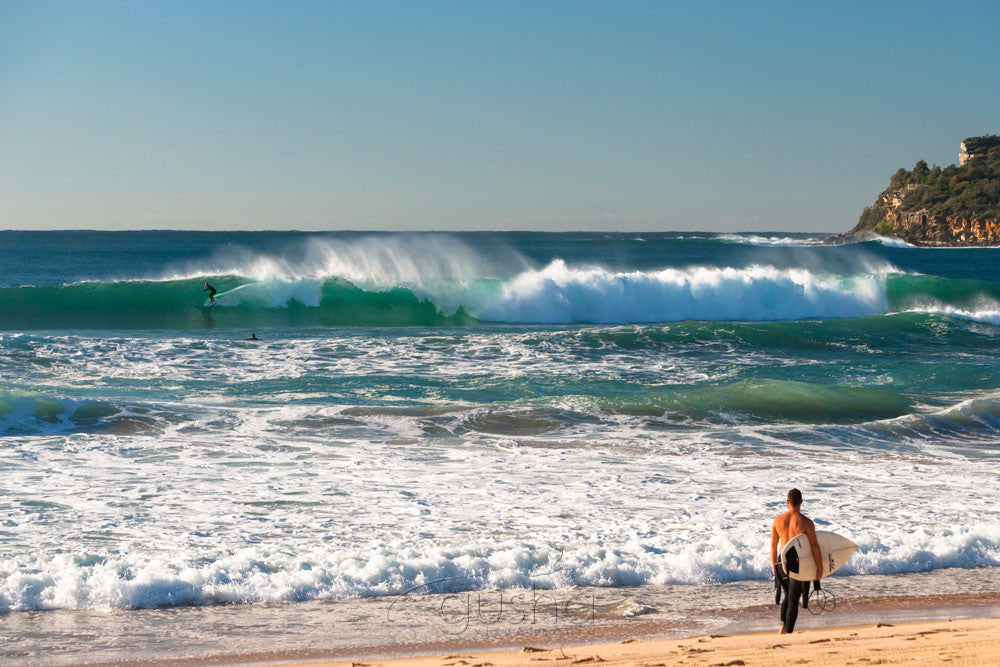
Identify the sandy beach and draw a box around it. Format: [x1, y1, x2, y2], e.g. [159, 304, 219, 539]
[284, 617, 1000, 667]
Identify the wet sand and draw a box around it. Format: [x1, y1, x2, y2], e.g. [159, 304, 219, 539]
[280, 617, 1000, 667]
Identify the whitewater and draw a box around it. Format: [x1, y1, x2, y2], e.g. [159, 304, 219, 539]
[1, 230, 999, 617]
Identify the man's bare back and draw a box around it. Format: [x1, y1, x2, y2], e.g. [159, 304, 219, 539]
[771, 510, 822, 576]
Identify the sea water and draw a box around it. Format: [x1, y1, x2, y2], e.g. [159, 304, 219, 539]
[1, 231, 998, 649]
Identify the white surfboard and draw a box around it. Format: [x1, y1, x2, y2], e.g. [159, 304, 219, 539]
[781, 530, 856, 581]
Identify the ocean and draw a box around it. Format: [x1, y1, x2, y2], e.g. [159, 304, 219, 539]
[2, 230, 999, 659]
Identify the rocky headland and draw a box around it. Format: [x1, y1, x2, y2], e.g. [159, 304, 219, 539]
[832, 135, 1000, 246]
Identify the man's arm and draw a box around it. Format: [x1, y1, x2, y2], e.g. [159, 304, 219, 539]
[770, 522, 779, 575]
[805, 521, 823, 579]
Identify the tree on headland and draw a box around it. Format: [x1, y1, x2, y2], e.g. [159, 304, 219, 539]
[889, 168, 908, 189]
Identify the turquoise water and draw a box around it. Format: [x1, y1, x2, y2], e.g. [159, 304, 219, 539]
[1, 231, 998, 612]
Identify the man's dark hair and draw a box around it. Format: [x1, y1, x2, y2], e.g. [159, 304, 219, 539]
[787, 488, 802, 507]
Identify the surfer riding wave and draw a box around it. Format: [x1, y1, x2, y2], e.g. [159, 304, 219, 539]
[203, 281, 217, 305]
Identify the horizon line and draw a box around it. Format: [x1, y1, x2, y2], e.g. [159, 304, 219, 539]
[0, 228, 836, 235]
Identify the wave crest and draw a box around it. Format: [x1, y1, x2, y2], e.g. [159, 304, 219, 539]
[8, 256, 1000, 329]
[466, 261, 886, 323]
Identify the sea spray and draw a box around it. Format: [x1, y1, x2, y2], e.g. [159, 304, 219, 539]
[159, 234, 532, 285]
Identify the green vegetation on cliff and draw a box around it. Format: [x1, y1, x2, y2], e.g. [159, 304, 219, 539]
[857, 135, 1000, 231]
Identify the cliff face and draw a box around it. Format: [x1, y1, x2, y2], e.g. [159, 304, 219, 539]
[843, 197, 1000, 247]
[837, 135, 1000, 247]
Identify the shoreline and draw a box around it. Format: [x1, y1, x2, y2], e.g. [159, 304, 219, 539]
[5, 567, 1000, 665]
[39, 587, 995, 666]
[5, 568, 999, 665]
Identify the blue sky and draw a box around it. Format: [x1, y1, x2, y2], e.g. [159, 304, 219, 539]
[1, 1, 998, 232]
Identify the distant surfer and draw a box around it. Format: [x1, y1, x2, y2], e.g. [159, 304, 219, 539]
[770, 488, 823, 634]
[246, 333, 258, 341]
[203, 281, 217, 305]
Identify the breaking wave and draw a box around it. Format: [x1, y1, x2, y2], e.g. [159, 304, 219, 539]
[1, 234, 997, 329]
[0, 262, 894, 329]
[2, 525, 998, 611]
[870, 234, 919, 249]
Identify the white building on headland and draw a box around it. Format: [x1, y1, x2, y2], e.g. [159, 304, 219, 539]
[960, 136, 1000, 165]
[960, 141, 974, 166]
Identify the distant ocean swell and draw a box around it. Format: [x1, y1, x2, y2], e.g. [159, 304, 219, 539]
[4, 262, 1000, 329]
[2, 526, 999, 611]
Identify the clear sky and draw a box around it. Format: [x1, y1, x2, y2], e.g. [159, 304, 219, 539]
[1, 0, 998, 232]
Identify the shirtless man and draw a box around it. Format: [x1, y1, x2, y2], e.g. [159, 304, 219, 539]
[770, 488, 823, 634]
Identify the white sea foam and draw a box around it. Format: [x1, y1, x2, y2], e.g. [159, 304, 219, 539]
[461, 261, 888, 323]
[3, 535, 997, 612]
[0, 452, 1000, 610]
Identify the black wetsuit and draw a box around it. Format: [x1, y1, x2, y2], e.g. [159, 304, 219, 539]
[204, 283, 217, 303]
[775, 554, 815, 633]
[778, 570, 806, 632]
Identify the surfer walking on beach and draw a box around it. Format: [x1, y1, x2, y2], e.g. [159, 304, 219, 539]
[771, 488, 823, 634]
[203, 281, 217, 305]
